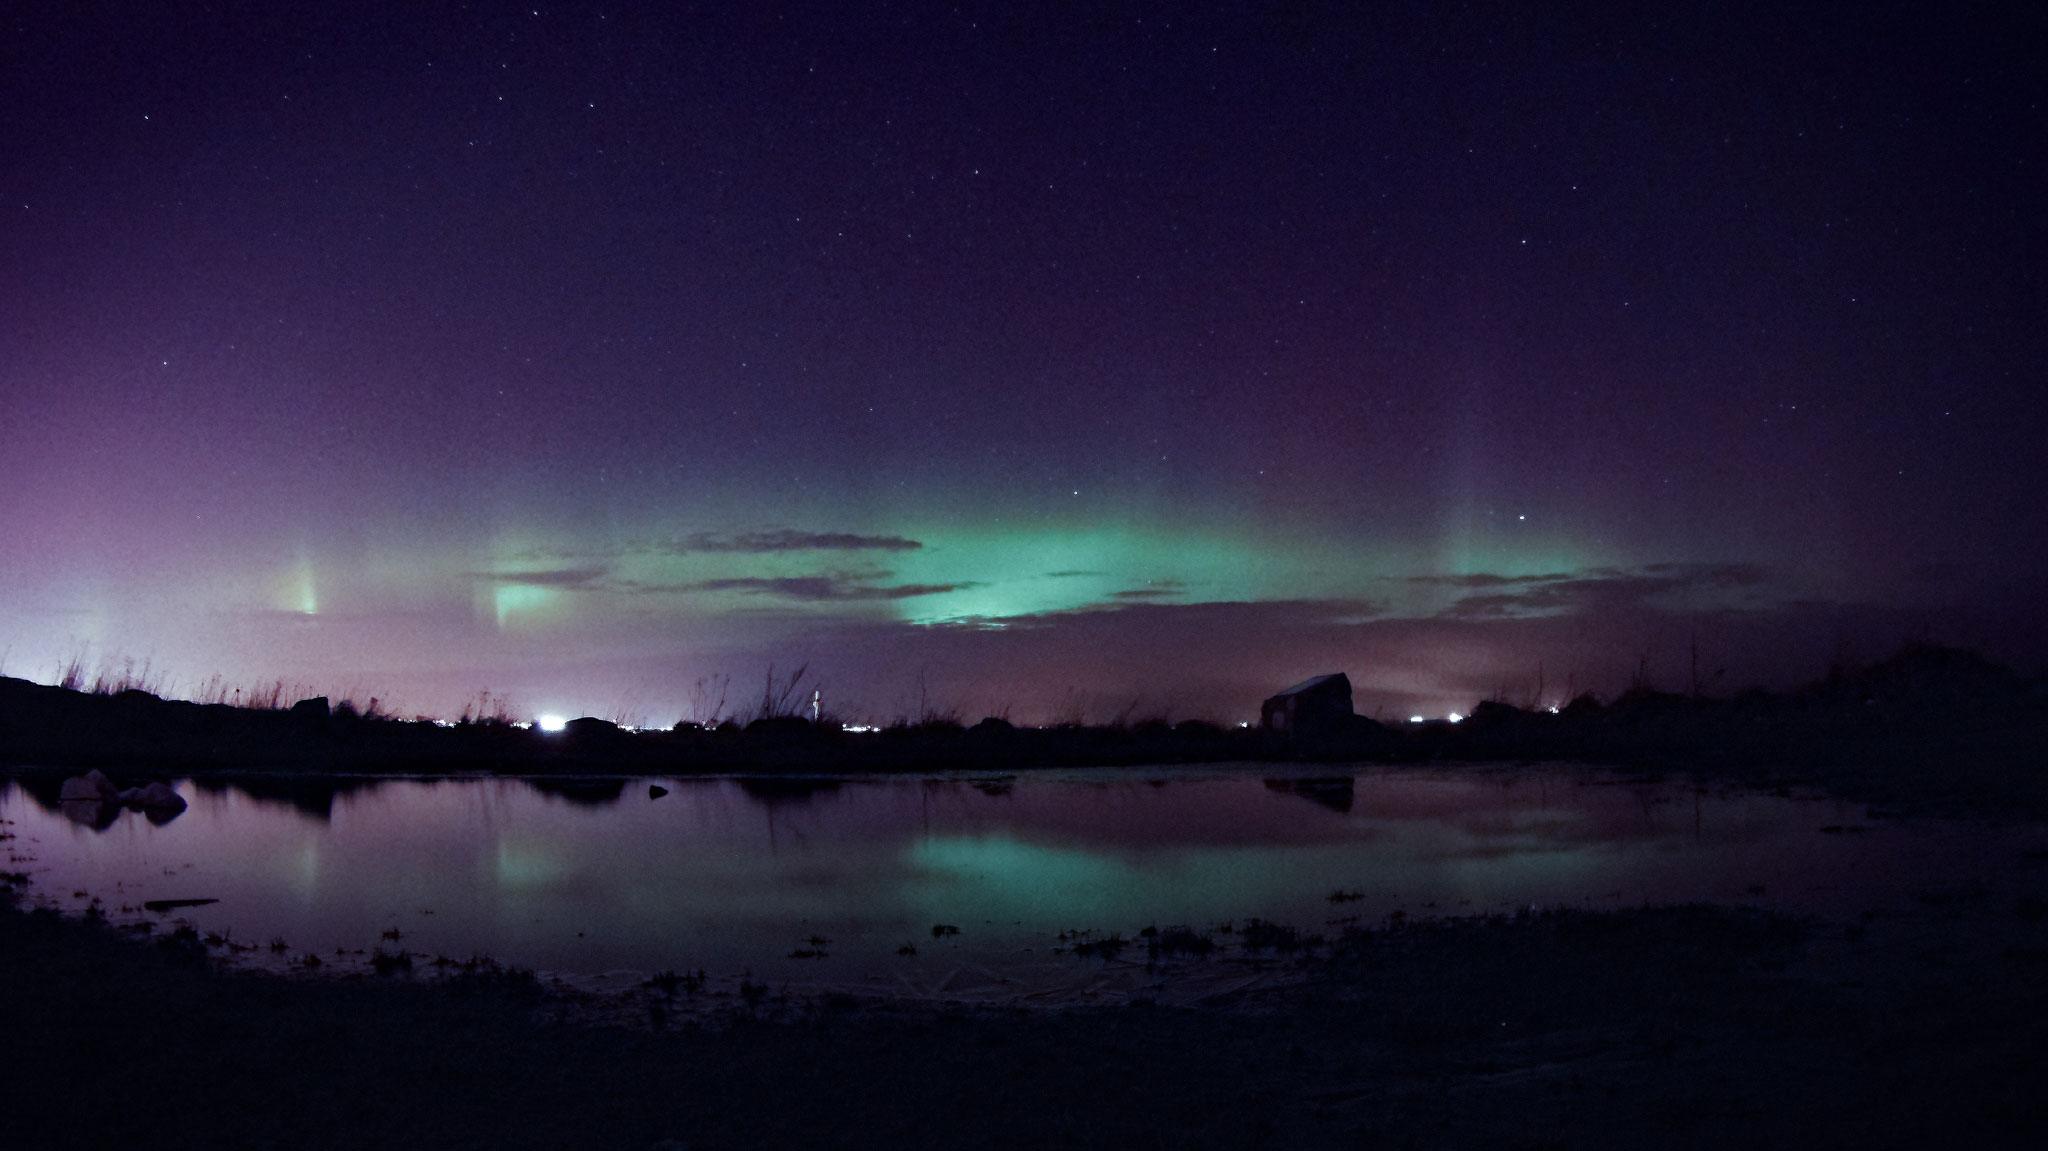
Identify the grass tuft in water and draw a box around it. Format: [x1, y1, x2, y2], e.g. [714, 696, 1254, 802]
[1239, 918, 1316, 952]
[645, 969, 706, 995]
[1145, 925, 1215, 959]
[1070, 934, 1129, 960]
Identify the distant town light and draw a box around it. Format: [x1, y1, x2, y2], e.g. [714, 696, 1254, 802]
[1547, 704, 1561, 715]
[1446, 712, 1466, 724]
[536, 713, 568, 734]
[1237, 721, 1251, 728]
[840, 723, 878, 734]
[1408, 715, 1426, 724]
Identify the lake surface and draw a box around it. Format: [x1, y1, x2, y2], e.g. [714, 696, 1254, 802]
[4, 766, 2037, 1002]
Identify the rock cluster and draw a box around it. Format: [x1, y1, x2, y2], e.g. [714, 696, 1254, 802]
[57, 770, 188, 817]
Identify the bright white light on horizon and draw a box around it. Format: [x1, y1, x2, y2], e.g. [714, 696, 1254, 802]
[1408, 715, 1426, 724]
[536, 713, 567, 734]
[841, 723, 878, 734]
[1446, 712, 1465, 724]
[1547, 704, 1561, 714]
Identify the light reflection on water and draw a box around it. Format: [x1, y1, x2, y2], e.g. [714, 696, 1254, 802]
[0, 766, 2029, 992]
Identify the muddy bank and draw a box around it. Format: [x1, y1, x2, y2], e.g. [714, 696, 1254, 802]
[5, 882, 2047, 1149]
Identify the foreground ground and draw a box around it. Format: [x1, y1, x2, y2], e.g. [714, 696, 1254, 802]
[5, 878, 2047, 1149]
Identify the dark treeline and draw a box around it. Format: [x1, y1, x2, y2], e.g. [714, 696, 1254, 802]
[2, 644, 2044, 812]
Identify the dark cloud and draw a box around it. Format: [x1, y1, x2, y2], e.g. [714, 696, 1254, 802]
[1640, 562, 1771, 586]
[684, 576, 973, 602]
[1110, 579, 1187, 601]
[941, 597, 1388, 631]
[1043, 570, 1105, 579]
[1406, 572, 1573, 589]
[510, 530, 923, 565]
[650, 530, 922, 555]
[1436, 593, 1532, 620]
[464, 566, 611, 588]
[1435, 563, 1780, 620]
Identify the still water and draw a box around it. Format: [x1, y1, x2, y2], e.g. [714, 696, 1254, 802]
[1, 766, 2029, 1000]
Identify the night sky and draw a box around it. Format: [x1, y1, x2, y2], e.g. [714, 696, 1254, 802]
[4, 2, 2044, 724]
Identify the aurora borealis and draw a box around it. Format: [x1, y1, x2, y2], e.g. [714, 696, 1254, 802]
[3, 3, 2044, 724]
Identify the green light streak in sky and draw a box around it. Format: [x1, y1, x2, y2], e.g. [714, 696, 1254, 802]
[884, 520, 1610, 624]
[443, 509, 1619, 633]
[491, 583, 558, 629]
[881, 522, 1374, 623]
[292, 548, 318, 616]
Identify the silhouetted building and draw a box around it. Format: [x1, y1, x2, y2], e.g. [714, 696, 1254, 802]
[1260, 673, 1354, 738]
